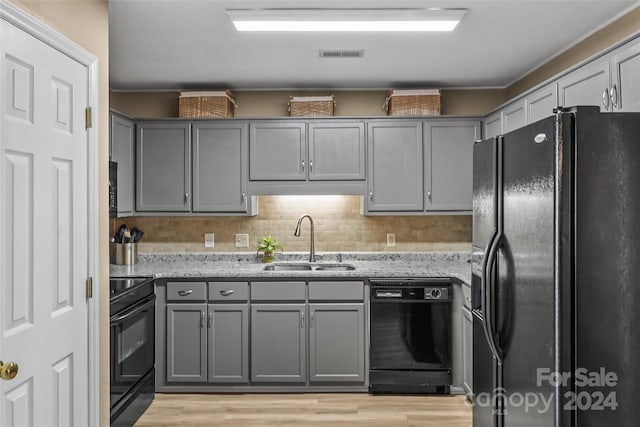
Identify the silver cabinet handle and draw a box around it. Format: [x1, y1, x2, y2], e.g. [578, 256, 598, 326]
[184, 192, 189, 204]
[300, 311, 305, 328]
[220, 289, 235, 297]
[178, 290, 193, 296]
[241, 192, 246, 203]
[301, 160, 305, 172]
[369, 191, 374, 202]
[201, 311, 205, 327]
[610, 84, 618, 109]
[427, 191, 432, 201]
[309, 160, 313, 172]
[602, 88, 610, 110]
[208, 311, 213, 328]
[310, 311, 315, 328]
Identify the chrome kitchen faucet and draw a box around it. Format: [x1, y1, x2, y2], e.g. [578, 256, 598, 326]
[293, 214, 315, 263]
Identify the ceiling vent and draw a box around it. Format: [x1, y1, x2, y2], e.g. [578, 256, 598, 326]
[319, 49, 364, 58]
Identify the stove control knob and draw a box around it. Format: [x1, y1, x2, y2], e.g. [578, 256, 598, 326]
[430, 288, 442, 299]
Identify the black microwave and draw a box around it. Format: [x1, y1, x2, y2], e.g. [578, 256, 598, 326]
[109, 161, 117, 218]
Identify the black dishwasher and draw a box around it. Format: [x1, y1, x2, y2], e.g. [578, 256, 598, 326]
[369, 278, 452, 394]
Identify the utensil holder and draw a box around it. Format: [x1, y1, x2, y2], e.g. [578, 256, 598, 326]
[115, 243, 138, 265]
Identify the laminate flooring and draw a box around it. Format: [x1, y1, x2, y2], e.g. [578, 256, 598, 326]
[134, 393, 472, 426]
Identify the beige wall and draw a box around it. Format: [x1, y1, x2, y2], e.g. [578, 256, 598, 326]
[115, 196, 472, 254]
[110, 88, 506, 118]
[507, 5, 640, 99]
[9, 0, 110, 425]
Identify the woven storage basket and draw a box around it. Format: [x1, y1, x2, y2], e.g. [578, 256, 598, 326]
[179, 90, 236, 118]
[288, 95, 335, 117]
[384, 89, 441, 116]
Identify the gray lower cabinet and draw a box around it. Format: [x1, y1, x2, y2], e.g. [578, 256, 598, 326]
[207, 304, 249, 383]
[424, 120, 480, 212]
[462, 304, 473, 396]
[250, 303, 307, 383]
[166, 303, 207, 382]
[308, 303, 365, 383]
[109, 111, 135, 217]
[366, 120, 424, 212]
[192, 122, 251, 213]
[136, 121, 191, 211]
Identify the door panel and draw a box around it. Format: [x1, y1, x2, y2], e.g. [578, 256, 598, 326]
[472, 312, 494, 427]
[558, 58, 611, 111]
[308, 122, 365, 180]
[110, 113, 135, 216]
[503, 100, 527, 133]
[1, 19, 89, 426]
[527, 83, 558, 123]
[208, 304, 249, 383]
[249, 122, 306, 180]
[472, 138, 497, 268]
[613, 39, 640, 112]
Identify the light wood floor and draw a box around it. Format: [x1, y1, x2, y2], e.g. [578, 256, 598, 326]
[134, 393, 472, 426]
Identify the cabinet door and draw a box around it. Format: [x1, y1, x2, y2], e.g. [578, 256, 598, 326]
[462, 306, 473, 396]
[166, 304, 207, 382]
[366, 120, 423, 212]
[612, 39, 640, 112]
[308, 121, 365, 181]
[250, 304, 306, 383]
[483, 111, 502, 139]
[424, 120, 480, 212]
[558, 57, 611, 112]
[110, 112, 135, 216]
[207, 304, 249, 384]
[502, 99, 527, 134]
[249, 122, 306, 180]
[136, 121, 190, 211]
[527, 83, 558, 124]
[192, 122, 249, 212]
[309, 303, 365, 383]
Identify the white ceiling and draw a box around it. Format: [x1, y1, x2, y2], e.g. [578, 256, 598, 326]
[109, 0, 639, 91]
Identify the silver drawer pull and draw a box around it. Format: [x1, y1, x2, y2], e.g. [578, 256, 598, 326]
[178, 290, 193, 296]
[220, 289, 235, 297]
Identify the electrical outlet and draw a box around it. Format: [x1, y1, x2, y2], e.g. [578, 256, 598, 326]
[204, 233, 215, 248]
[235, 233, 249, 248]
[386, 233, 396, 247]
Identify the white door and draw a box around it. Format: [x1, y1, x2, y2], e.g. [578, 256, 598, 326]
[1, 16, 90, 426]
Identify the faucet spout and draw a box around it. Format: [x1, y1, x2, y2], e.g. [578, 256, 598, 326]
[294, 214, 315, 263]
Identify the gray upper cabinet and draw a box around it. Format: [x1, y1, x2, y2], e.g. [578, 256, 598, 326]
[483, 111, 502, 139]
[207, 303, 249, 384]
[424, 120, 480, 212]
[558, 57, 611, 112]
[136, 121, 191, 212]
[249, 122, 306, 180]
[612, 38, 640, 112]
[308, 121, 365, 181]
[308, 303, 365, 383]
[166, 303, 207, 383]
[110, 112, 135, 217]
[527, 83, 558, 123]
[192, 122, 250, 213]
[250, 303, 307, 383]
[366, 120, 424, 212]
[502, 99, 527, 134]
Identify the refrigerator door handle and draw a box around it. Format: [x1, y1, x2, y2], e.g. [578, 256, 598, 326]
[483, 229, 504, 363]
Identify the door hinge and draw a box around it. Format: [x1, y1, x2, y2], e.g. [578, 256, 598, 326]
[85, 107, 92, 129]
[86, 277, 93, 299]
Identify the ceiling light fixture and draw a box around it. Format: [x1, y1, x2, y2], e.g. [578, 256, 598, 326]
[226, 8, 467, 32]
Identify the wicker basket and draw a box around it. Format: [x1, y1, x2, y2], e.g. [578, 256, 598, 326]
[179, 90, 236, 118]
[288, 95, 335, 117]
[384, 89, 441, 116]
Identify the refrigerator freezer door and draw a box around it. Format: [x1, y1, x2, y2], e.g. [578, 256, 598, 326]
[499, 117, 557, 426]
[472, 310, 496, 427]
[472, 138, 498, 272]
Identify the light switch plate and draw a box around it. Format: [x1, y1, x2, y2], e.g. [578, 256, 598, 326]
[204, 233, 215, 248]
[235, 233, 249, 248]
[386, 233, 396, 247]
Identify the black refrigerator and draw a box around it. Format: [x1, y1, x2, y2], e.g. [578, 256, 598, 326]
[471, 106, 640, 427]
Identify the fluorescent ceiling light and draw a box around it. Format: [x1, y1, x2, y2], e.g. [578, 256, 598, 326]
[227, 8, 467, 32]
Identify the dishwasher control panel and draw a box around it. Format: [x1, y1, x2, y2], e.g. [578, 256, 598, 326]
[370, 279, 451, 302]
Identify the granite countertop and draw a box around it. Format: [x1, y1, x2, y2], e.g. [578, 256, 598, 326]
[110, 251, 472, 285]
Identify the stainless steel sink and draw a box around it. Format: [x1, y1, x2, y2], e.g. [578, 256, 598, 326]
[262, 263, 355, 271]
[313, 264, 356, 271]
[263, 263, 313, 271]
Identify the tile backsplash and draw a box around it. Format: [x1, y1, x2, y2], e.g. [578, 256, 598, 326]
[113, 196, 471, 253]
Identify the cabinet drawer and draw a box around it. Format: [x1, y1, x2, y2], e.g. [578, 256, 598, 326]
[167, 281, 207, 302]
[462, 282, 472, 310]
[308, 281, 364, 301]
[208, 281, 249, 302]
[250, 281, 306, 301]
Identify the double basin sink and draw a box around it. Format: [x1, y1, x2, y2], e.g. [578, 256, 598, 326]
[263, 262, 356, 271]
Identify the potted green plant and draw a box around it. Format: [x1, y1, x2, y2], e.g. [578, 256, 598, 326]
[257, 233, 283, 263]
